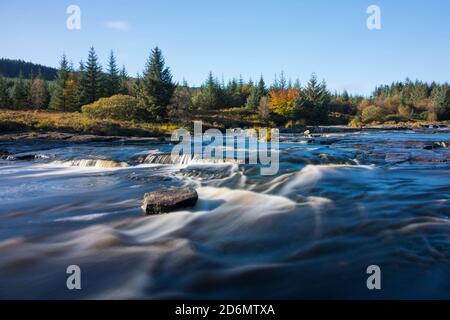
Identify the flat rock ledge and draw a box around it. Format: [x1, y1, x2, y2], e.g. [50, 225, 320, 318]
[142, 187, 198, 215]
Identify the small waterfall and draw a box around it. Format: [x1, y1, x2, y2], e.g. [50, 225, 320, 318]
[53, 159, 129, 168]
[141, 153, 243, 165]
[142, 153, 199, 165]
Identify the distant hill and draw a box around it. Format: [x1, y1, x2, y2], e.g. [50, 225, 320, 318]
[0, 58, 57, 80]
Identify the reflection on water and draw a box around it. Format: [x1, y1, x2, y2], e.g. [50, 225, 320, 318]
[0, 129, 449, 299]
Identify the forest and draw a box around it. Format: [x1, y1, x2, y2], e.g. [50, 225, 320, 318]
[1, 47, 449, 136]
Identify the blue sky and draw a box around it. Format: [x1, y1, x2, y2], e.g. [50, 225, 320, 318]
[0, 0, 449, 95]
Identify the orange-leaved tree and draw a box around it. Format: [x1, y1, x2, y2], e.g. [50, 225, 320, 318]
[269, 88, 300, 119]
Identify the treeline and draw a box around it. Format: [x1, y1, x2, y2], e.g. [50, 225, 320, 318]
[1, 48, 449, 126]
[0, 58, 57, 80]
[0, 47, 175, 121]
[356, 79, 450, 123]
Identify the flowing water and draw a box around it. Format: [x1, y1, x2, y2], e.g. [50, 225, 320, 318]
[0, 128, 449, 299]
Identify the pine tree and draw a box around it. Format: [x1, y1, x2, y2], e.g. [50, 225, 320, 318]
[106, 50, 120, 96]
[12, 72, 30, 109]
[131, 73, 142, 98]
[279, 71, 287, 90]
[85, 47, 104, 104]
[30, 72, 50, 109]
[294, 74, 330, 123]
[50, 54, 71, 110]
[246, 75, 267, 110]
[257, 75, 267, 96]
[246, 86, 260, 110]
[64, 72, 79, 111]
[118, 66, 129, 95]
[138, 47, 176, 120]
[342, 90, 350, 102]
[75, 60, 89, 108]
[0, 75, 12, 109]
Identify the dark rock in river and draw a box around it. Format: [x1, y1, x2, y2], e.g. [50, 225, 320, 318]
[423, 142, 449, 150]
[0, 150, 10, 159]
[5, 153, 52, 161]
[7, 154, 36, 161]
[142, 187, 198, 215]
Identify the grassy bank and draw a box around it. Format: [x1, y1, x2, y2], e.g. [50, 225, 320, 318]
[0, 108, 267, 137]
[1, 109, 448, 139]
[0, 110, 181, 137]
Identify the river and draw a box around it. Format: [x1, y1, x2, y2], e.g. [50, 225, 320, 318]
[0, 128, 449, 299]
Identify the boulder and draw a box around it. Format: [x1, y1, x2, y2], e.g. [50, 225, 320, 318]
[142, 187, 198, 215]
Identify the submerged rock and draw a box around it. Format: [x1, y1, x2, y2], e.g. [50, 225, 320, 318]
[142, 187, 198, 215]
[0, 150, 10, 159]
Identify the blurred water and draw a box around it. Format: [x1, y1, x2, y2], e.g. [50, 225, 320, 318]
[0, 129, 449, 299]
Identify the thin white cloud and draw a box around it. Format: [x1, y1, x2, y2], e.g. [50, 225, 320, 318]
[105, 21, 130, 31]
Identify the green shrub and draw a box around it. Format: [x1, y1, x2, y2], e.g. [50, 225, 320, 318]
[361, 106, 385, 123]
[82, 95, 145, 121]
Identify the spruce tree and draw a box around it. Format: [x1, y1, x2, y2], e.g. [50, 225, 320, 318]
[106, 50, 120, 96]
[245, 75, 267, 110]
[294, 74, 330, 123]
[75, 61, 89, 109]
[132, 73, 142, 98]
[118, 66, 129, 95]
[49, 54, 70, 110]
[258, 75, 267, 96]
[30, 72, 50, 109]
[12, 72, 30, 109]
[85, 47, 103, 103]
[138, 47, 176, 120]
[64, 72, 79, 111]
[0, 75, 11, 109]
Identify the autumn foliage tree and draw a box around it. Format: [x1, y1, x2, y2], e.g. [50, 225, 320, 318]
[268, 88, 300, 119]
[30, 73, 50, 109]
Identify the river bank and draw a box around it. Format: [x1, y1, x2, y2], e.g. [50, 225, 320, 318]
[2, 110, 450, 141]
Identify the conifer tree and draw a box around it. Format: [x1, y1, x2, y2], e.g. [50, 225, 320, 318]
[294, 74, 330, 123]
[106, 50, 120, 96]
[12, 72, 30, 109]
[138, 47, 176, 120]
[0, 75, 11, 109]
[131, 73, 142, 98]
[49, 54, 70, 110]
[85, 47, 104, 103]
[64, 72, 79, 111]
[245, 75, 267, 110]
[118, 66, 129, 95]
[75, 61, 89, 109]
